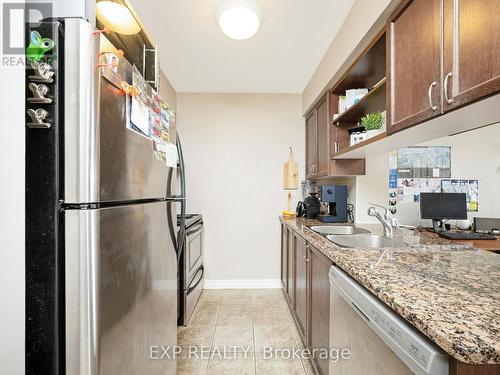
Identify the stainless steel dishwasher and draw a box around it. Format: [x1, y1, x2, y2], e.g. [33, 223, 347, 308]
[328, 265, 449, 375]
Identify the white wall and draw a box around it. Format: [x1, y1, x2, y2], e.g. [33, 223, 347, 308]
[178, 94, 304, 287]
[0, 1, 25, 374]
[351, 123, 500, 225]
[159, 70, 177, 112]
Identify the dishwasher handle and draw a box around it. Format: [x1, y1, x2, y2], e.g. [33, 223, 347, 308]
[330, 271, 370, 324]
[351, 301, 370, 323]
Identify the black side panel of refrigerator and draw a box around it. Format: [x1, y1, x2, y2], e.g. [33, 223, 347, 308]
[25, 21, 65, 375]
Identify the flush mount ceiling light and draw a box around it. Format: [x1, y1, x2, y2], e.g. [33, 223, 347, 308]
[214, 0, 264, 40]
[96, 1, 141, 35]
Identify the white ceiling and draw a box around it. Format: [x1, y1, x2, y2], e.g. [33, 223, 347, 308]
[130, 0, 355, 93]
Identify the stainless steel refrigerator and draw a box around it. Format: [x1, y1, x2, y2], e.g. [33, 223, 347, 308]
[25, 19, 183, 375]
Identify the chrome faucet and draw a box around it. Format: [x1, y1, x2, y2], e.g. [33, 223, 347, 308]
[367, 202, 399, 238]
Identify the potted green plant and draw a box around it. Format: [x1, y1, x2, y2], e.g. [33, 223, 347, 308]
[361, 111, 385, 138]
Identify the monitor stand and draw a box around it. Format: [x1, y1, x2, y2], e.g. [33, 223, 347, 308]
[432, 219, 444, 233]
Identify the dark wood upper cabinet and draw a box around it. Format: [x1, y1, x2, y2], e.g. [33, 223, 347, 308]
[388, 0, 499, 134]
[442, 0, 500, 111]
[307, 93, 365, 178]
[316, 97, 329, 177]
[309, 245, 332, 375]
[294, 234, 309, 344]
[305, 93, 328, 178]
[387, 0, 443, 134]
[306, 110, 318, 178]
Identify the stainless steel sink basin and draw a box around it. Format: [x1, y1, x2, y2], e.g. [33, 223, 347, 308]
[326, 234, 408, 249]
[309, 226, 371, 235]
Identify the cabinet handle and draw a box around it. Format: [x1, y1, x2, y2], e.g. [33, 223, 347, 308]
[444, 72, 453, 104]
[428, 81, 438, 111]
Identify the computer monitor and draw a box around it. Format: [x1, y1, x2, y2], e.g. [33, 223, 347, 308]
[420, 193, 467, 231]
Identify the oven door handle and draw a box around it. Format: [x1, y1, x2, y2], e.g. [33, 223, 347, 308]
[187, 265, 204, 295]
[187, 223, 203, 237]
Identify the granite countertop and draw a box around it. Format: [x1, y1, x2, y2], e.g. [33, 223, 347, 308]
[280, 216, 500, 365]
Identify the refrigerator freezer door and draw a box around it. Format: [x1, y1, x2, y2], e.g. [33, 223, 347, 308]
[65, 202, 178, 375]
[64, 19, 170, 204]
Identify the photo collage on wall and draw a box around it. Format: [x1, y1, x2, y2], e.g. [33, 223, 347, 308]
[388, 147, 479, 214]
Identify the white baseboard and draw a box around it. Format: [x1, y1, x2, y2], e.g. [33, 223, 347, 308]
[204, 279, 282, 289]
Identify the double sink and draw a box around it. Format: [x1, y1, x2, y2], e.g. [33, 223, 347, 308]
[309, 225, 408, 249]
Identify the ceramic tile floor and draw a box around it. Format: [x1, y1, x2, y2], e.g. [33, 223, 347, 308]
[177, 289, 315, 375]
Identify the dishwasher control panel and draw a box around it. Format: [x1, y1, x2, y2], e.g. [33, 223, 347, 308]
[369, 307, 431, 369]
[329, 266, 449, 375]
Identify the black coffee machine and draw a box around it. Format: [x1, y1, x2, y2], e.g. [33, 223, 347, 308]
[296, 192, 321, 219]
[317, 185, 348, 222]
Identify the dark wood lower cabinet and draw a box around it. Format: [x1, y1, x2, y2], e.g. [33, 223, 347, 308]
[449, 359, 500, 375]
[294, 234, 309, 343]
[281, 223, 500, 375]
[281, 224, 288, 292]
[309, 245, 333, 375]
[287, 229, 295, 308]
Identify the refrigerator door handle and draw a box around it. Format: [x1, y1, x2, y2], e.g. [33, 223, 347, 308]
[176, 137, 187, 261]
[165, 136, 187, 261]
[177, 136, 187, 199]
[166, 200, 178, 250]
[166, 199, 186, 261]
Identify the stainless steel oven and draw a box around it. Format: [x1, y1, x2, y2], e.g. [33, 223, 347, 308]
[178, 214, 204, 325]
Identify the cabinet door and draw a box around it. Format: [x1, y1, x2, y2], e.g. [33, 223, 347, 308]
[294, 235, 309, 343]
[281, 225, 288, 292]
[443, 0, 500, 111]
[309, 246, 332, 375]
[306, 110, 318, 178]
[387, 0, 442, 133]
[316, 96, 329, 177]
[287, 229, 295, 308]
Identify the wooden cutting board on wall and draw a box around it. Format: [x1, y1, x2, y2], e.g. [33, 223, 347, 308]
[284, 148, 298, 190]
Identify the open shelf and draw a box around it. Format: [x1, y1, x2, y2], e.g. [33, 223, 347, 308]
[332, 132, 387, 157]
[331, 78, 386, 125]
[333, 94, 500, 159]
[331, 33, 387, 95]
